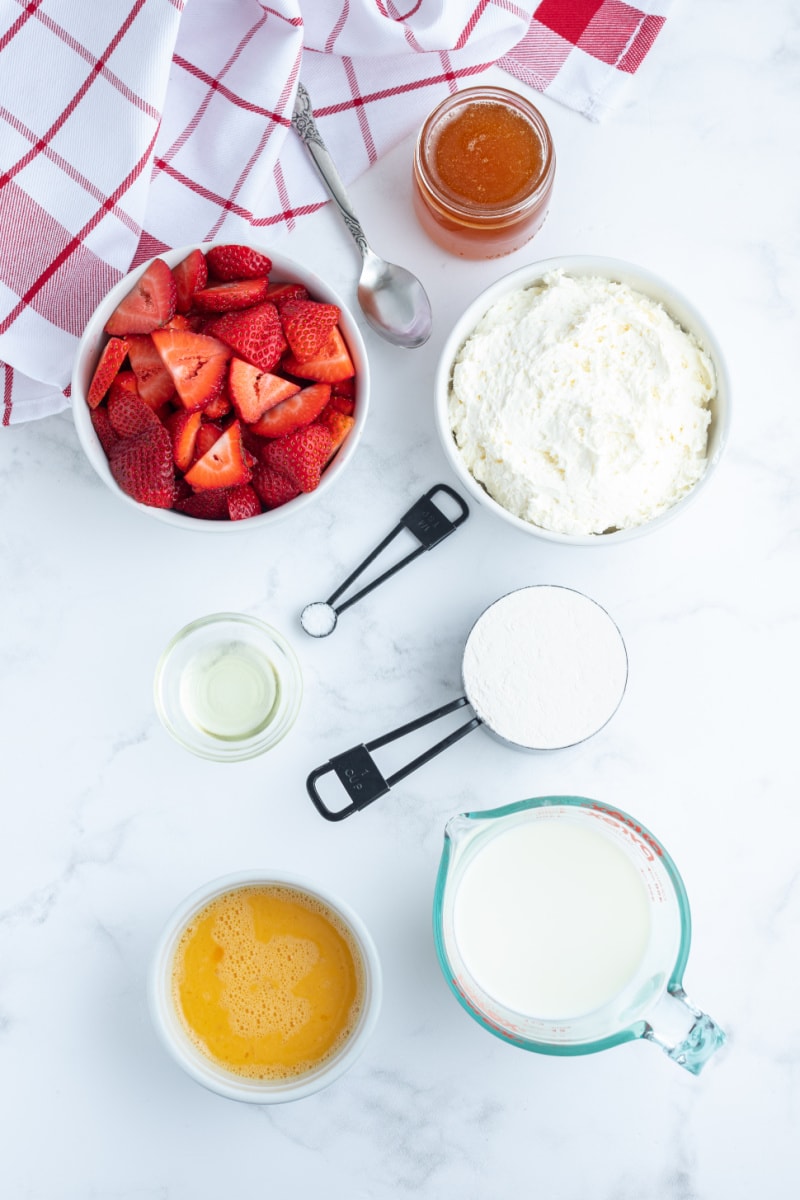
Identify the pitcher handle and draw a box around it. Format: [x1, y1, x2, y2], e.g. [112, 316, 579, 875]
[642, 985, 726, 1075]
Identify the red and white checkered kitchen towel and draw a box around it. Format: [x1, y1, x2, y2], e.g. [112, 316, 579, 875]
[0, 0, 669, 425]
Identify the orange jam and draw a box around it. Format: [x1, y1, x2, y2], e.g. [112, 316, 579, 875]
[431, 102, 544, 207]
[413, 87, 555, 259]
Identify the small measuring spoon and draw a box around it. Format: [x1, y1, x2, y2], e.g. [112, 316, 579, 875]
[301, 484, 469, 638]
[292, 84, 433, 348]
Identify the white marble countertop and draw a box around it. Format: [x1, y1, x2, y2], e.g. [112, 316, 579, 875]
[3, 5, 799, 1196]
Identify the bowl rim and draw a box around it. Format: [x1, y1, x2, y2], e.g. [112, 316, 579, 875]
[71, 241, 370, 532]
[434, 253, 731, 546]
[147, 869, 383, 1103]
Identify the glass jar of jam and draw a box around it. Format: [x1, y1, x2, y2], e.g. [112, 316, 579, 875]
[412, 86, 555, 260]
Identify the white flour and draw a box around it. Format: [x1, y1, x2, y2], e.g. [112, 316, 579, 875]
[461, 586, 627, 749]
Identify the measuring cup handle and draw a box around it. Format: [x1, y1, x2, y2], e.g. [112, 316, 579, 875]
[642, 985, 727, 1075]
[329, 484, 470, 618]
[306, 697, 482, 820]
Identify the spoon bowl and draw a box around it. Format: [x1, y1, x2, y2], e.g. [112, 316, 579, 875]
[293, 84, 432, 349]
[357, 249, 432, 348]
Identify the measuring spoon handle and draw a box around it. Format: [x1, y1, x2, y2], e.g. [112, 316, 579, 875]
[306, 697, 482, 821]
[292, 83, 369, 258]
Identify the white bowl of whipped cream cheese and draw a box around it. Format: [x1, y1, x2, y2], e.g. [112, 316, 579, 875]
[434, 256, 730, 544]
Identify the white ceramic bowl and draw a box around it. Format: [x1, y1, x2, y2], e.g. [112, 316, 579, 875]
[434, 255, 730, 545]
[148, 870, 382, 1103]
[72, 243, 369, 531]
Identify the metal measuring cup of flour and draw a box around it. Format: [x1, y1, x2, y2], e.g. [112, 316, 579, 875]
[306, 585, 628, 820]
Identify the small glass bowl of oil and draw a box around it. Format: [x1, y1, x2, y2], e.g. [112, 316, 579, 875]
[154, 613, 303, 761]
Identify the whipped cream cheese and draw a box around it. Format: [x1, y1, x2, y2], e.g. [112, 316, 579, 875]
[448, 270, 716, 535]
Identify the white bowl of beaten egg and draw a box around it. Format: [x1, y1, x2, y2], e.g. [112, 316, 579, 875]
[434, 256, 730, 544]
[149, 871, 382, 1103]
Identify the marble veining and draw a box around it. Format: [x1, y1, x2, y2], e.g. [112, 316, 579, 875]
[2, 4, 800, 1196]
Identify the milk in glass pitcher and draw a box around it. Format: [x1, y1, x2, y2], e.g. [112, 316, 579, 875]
[433, 796, 726, 1074]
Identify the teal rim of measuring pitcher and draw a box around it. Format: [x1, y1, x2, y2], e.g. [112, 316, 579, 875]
[432, 794, 693, 1057]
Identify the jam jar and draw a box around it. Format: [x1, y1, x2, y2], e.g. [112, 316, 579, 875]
[412, 86, 556, 260]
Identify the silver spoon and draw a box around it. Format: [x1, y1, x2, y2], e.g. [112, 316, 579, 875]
[291, 83, 432, 348]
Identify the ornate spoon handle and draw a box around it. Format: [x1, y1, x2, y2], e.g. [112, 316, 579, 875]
[292, 83, 369, 258]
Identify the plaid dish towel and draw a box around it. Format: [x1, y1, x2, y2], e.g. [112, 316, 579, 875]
[0, 0, 668, 425]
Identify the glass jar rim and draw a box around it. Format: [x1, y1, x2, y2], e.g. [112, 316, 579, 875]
[414, 85, 555, 222]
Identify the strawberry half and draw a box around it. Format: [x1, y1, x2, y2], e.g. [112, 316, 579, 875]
[281, 327, 354, 383]
[90, 404, 120, 457]
[191, 278, 269, 313]
[107, 389, 161, 438]
[107, 369, 139, 396]
[262, 424, 333, 493]
[175, 489, 230, 519]
[104, 258, 177, 336]
[87, 337, 129, 409]
[151, 329, 231, 412]
[191, 421, 224, 464]
[166, 409, 202, 473]
[202, 391, 232, 420]
[252, 462, 300, 510]
[108, 423, 175, 508]
[249, 382, 330, 438]
[280, 298, 340, 363]
[172, 248, 208, 313]
[206, 303, 285, 373]
[264, 282, 308, 309]
[227, 483, 262, 520]
[184, 420, 252, 491]
[315, 405, 355, 460]
[228, 358, 300, 424]
[206, 244, 272, 281]
[127, 335, 176, 408]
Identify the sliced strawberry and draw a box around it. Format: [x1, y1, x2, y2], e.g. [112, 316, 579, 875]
[184, 420, 252, 491]
[329, 393, 355, 416]
[87, 337, 129, 409]
[127, 335, 176, 408]
[174, 476, 192, 503]
[206, 244, 272, 281]
[107, 389, 161, 438]
[281, 327, 354, 383]
[202, 391, 232, 420]
[166, 409, 202, 473]
[90, 404, 120, 457]
[227, 483, 261, 521]
[104, 258, 177, 336]
[191, 278, 269, 313]
[108, 369, 139, 396]
[175, 489, 230, 519]
[332, 376, 355, 400]
[264, 281, 309, 309]
[315, 406, 355, 460]
[191, 421, 224, 464]
[205, 303, 286, 373]
[108, 423, 175, 508]
[172, 248, 208, 313]
[151, 329, 231, 412]
[248, 382, 330, 439]
[228, 358, 300, 424]
[280, 298, 340, 363]
[252, 462, 300, 510]
[162, 313, 193, 330]
[262, 424, 333, 493]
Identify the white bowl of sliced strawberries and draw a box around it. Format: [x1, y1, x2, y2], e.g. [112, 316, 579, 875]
[72, 242, 369, 526]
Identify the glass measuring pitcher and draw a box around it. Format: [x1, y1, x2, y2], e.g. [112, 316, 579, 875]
[434, 796, 726, 1075]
